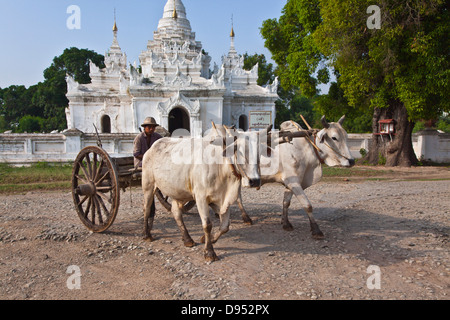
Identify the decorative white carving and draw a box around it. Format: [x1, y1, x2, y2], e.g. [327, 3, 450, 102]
[130, 66, 143, 86]
[89, 60, 100, 76]
[164, 66, 192, 87]
[158, 91, 200, 117]
[119, 74, 129, 94]
[66, 74, 79, 93]
[210, 65, 225, 88]
[265, 77, 279, 94]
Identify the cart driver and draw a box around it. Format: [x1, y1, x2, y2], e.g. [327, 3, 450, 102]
[133, 117, 163, 169]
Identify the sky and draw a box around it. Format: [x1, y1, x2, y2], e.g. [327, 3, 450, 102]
[0, 0, 288, 89]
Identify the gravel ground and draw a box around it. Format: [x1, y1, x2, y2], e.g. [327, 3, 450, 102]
[0, 166, 449, 300]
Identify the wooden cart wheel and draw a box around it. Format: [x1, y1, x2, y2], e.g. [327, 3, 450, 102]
[155, 189, 196, 213]
[72, 146, 120, 233]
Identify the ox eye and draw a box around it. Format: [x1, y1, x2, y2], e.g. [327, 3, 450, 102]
[332, 137, 338, 141]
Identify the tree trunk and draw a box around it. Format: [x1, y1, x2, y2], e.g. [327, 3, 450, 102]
[365, 101, 418, 167]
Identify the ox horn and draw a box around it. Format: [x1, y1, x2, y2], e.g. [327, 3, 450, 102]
[321, 116, 330, 129]
[211, 121, 220, 136]
[223, 125, 235, 138]
[338, 115, 346, 126]
[259, 124, 273, 136]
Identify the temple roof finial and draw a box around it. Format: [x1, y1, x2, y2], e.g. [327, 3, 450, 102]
[230, 14, 235, 37]
[113, 8, 118, 32]
[172, 0, 178, 19]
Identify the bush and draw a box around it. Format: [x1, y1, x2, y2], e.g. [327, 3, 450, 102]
[18, 115, 44, 133]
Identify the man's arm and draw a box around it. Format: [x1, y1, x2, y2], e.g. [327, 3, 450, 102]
[133, 135, 144, 160]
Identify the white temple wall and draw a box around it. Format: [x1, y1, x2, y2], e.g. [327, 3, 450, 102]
[2, 132, 448, 165]
[199, 99, 223, 132]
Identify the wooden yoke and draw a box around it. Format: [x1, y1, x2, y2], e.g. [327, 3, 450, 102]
[290, 117, 325, 164]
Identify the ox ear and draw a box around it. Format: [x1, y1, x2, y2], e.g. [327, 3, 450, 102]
[317, 130, 326, 144]
[321, 116, 330, 129]
[338, 115, 346, 126]
[222, 136, 238, 157]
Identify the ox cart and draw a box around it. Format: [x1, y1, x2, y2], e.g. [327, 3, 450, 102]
[70, 127, 316, 233]
[71, 144, 196, 233]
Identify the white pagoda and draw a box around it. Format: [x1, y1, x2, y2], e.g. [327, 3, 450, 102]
[65, 0, 279, 136]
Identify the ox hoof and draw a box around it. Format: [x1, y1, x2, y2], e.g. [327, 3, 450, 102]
[143, 235, 155, 242]
[184, 239, 196, 248]
[283, 223, 294, 232]
[311, 223, 324, 239]
[312, 232, 325, 240]
[242, 216, 253, 225]
[204, 251, 220, 262]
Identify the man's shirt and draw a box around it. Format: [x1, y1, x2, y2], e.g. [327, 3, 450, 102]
[133, 132, 163, 167]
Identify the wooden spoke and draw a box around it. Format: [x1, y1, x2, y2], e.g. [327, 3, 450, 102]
[85, 153, 93, 180]
[96, 171, 110, 186]
[94, 157, 104, 182]
[93, 196, 104, 225]
[96, 195, 110, 219]
[77, 195, 88, 207]
[84, 197, 92, 219]
[74, 174, 89, 185]
[96, 186, 113, 192]
[90, 195, 96, 225]
[79, 161, 90, 182]
[97, 190, 113, 204]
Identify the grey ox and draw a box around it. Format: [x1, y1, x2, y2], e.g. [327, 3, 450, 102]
[141, 124, 272, 262]
[237, 115, 355, 239]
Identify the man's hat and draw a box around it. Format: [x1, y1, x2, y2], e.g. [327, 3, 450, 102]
[141, 117, 159, 127]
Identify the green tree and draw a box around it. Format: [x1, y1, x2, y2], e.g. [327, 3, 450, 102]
[0, 85, 41, 131]
[0, 48, 105, 133]
[242, 52, 318, 129]
[260, 0, 325, 98]
[243, 53, 275, 86]
[275, 87, 316, 129]
[18, 115, 43, 133]
[33, 47, 105, 132]
[261, 0, 449, 166]
[314, 78, 372, 133]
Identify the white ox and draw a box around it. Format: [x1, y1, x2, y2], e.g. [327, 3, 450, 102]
[237, 115, 355, 239]
[141, 125, 271, 262]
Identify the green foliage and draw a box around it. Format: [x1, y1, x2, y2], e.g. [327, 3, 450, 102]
[275, 87, 316, 129]
[0, 48, 105, 133]
[18, 115, 44, 133]
[437, 117, 450, 133]
[260, 0, 323, 97]
[378, 152, 387, 166]
[314, 81, 372, 132]
[33, 47, 105, 131]
[314, 0, 449, 121]
[0, 85, 42, 131]
[0, 116, 7, 133]
[242, 53, 275, 86]
[261, 0, 449, 131]
[242, 52, 319, 129]
[414, 114, 450, 133]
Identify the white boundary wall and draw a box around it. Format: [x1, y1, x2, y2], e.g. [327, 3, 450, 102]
[0, 130, 449, 165]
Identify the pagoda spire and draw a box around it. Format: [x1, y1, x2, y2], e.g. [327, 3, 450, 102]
[172, 0, 178, 19]
[228, 15, 238, 58]
[113, 8, 118, 32]
[110, 9, 121, 54]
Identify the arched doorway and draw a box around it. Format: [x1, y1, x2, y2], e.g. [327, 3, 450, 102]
[101, 115, 111, 133]
[169, 107, 190, 134]
[239, 115, 248, 132]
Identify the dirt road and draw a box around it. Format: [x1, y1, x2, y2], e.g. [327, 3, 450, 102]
[0, 166, 449, 300]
